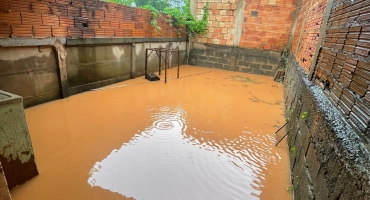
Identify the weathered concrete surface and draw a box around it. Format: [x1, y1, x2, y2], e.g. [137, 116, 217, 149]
[0, 47, 62, 108]
[284, 54, 370, 199]
[66, 45, 132, 95]
[0, 39, 187, 105]
[233, 0, 245, 47]
[189, 42, 281, 76]
[0, 91, 38, 190]
[0, 162, 11, 200]
[0, 38, 66, 47]
[66, 38, 187, 46]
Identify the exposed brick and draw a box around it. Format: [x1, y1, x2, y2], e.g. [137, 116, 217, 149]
[21, 12, 42, 25]
[354, 47, 370, 57]
[59, 15, 73, 27]
[55, 0, 71, 4]
[31, 1, 51, 14]
[99, 19, 109, 28]
[52, 26, 67, 36]
[11, 24, 33, 37]
[50, 3, 67, 16]
[0, 11, 21, 24]
[82, 28, 94, 38]
[74, 17, 87, 28]
[350, 81, 367, 96]
[71, 0, 84, 8]
[42, 14, 59, 26]
[33, 25, 51, 37]
[0, 0, 10, 11]
[67, 5, 81, 17]
[0, 23, 10, 37]
[68, 27, 81, 37]
[9, 0, 31, 12]
[94, 9, 104, 19]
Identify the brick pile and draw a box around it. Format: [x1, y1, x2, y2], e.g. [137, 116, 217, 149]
[0, 0, 185, 38]
[291, 0, 328, 72]
[239, 0, 296, 51]
[194, 0, 237, 46]
[313, 0, 370, 135]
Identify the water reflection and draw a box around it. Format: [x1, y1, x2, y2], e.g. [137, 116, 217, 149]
[88, 106, 277, 200]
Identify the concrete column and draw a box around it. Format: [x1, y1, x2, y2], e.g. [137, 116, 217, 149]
[233, 0, 245, 47]
[190, 0, 196, 18]
[54, 41, 69, 98]
[286, 0, 304, 51]
[308, 0, 335, 79]
[131, 43, 136, 78]
[0, 90, 38, 190]
[0, 162, 11, 200]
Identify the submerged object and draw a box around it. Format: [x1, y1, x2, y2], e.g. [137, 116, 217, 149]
[145, 72, 160, 81]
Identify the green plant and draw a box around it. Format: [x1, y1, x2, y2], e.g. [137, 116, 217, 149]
[287, 185, 296, 192]
[141, 0, 209, 35]
[301, 111, 309, 119]
[290, 147, 296, 157]
[184, 0, 209, 34]
[287, 176, 300, 192]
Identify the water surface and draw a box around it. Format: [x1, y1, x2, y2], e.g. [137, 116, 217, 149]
[11, 66, 291, 200]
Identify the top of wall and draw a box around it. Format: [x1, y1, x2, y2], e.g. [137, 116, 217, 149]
[0, 0, 186, 39]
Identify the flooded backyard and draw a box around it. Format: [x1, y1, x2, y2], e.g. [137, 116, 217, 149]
[10, 65, 292, 200]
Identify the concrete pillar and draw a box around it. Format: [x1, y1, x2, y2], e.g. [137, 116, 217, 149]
[131, 43, 136, 78]
[286, 0, 303, 51]
[0, 90, 38, 190]
[54, 41, 69, 98]
[233, 0, 245, 47]
[190, 0, 196, 18]
[0, 162, 11, 200]
[308, 0, 335, 79]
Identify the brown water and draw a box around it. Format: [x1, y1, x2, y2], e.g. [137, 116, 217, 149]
[11, 66, 292, 200]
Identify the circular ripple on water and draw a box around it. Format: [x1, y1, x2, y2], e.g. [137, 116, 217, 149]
[154, 121, 174, 130]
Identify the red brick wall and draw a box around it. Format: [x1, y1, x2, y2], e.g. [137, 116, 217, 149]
[239, 0, 296, 50]
[291, 0, 328, 72]
[0, 0, 185, 38]
[313, 0, 370, 133]
[193, 0, 237, 46]
[193, 0, 296, 51]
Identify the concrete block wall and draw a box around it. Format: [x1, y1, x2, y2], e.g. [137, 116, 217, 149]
[0, 0, 185, 38]
[312, 0, 370, 137]
[189, 42, 281, 76]
[284, 56, 370, 199]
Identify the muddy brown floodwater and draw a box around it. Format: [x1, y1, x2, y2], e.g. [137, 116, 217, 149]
[10, 65, 292, 200]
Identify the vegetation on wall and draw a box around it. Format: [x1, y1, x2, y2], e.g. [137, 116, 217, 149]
[103, 0, 209, 35]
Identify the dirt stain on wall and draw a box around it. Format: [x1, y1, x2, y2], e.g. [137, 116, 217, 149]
[11, 66, 291, 200]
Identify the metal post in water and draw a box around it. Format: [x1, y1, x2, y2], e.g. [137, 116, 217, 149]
[159, 51, 162, 75]
[177, 50, 180, 79]
[165, 51, 168, 83]
[145, 48, 148, 78]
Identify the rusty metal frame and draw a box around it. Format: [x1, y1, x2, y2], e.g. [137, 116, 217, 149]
[145, 48, 180, 83]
